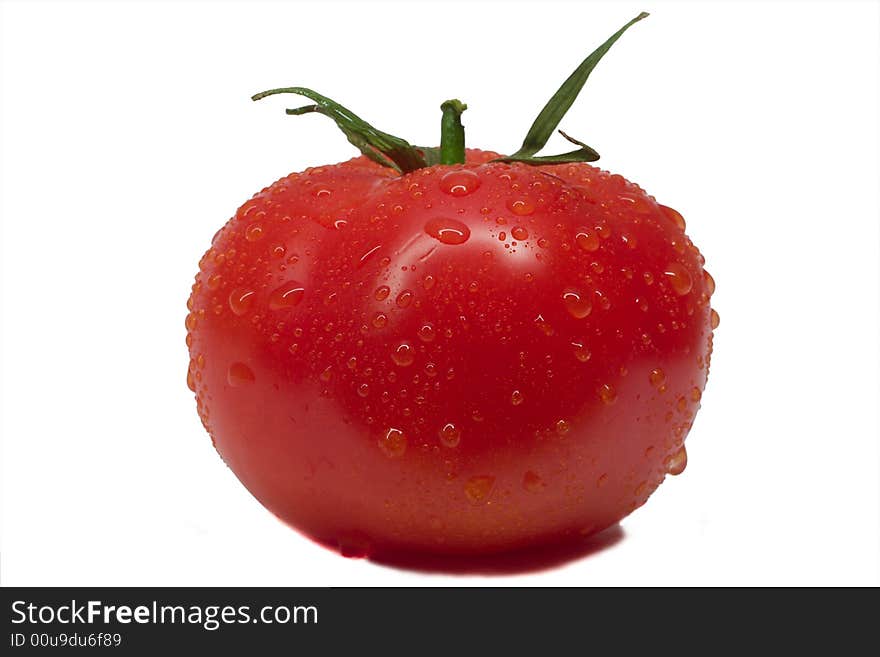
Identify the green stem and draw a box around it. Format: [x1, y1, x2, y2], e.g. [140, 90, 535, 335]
[439, 99, 467, 165]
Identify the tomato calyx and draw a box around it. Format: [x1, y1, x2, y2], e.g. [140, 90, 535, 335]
[251, 12, 648, 173]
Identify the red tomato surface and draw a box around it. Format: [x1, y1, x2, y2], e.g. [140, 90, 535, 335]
[186, 149, 716, 556]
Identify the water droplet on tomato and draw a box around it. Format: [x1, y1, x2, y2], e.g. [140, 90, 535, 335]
[375, 285, 391, 301]
[703, 270, 716, 296]
[357, 383, 370, 397]
[663, 262, 693, 295]
[523, 471, 546, 493]
[228, 288, 256, 316]
[710, 308, 721, 329]
[511, 225, 529, 240]
[372, 312, 388, 329]
[417, 323, 436, 342]
[511, 390, 525, 406]
[268, 281, 305, 310]
[562, 288, 592, 319]
[555, 419, 571, 435]
[378, 427, 407, 458]
[312, 187, 332, 199]
[227, 362, 255, 386]
[358, 244, 382, 268]
[665, 446, 687, 475]
[535, 314, 554, 336]
[660, 204, 686, 230]
[245, 224, 264, 242]
[464, 475, 495, 503]
[507, 198, 535, 216]
[337, 533, 371, 558]
[691, 386, 702, 402]
[439, 422, 461, 448]
[572, 341, 591, 362]
[422, 274, 436, 290]
[424, 217, 471, 245]
[396, 289, 413, 308]
[598, 383, 617, 405]
[439, 170, 481, 196]
[575, 228, 600, 252]
[391, 342, 415, 367]
[649, 368, 666, 388]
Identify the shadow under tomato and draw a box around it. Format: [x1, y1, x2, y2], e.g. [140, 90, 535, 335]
[367, 524, 625, 576]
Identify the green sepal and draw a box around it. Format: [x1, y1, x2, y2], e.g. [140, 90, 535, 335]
[415, 146, 444, 166]
[252, 87, 427, 173]
[497, 12, 648, 165]
[495, 130, 599, 165]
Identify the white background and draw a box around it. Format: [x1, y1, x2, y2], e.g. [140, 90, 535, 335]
[1, 0, 878, 586]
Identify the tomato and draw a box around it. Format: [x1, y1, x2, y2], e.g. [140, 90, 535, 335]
[185, 13, 717, 557]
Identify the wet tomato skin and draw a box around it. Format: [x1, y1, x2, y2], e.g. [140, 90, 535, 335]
[186, 149, 716, 556]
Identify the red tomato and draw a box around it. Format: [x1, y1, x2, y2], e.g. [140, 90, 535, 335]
[185, 13, 717, 557]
